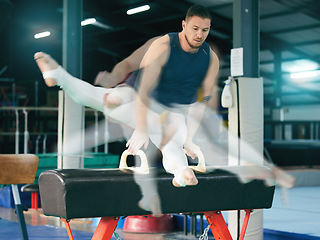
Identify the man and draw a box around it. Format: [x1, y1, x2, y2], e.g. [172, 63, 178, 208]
[125, 5, 219, 187]
[34, 5, 295, 214]
[34, 5, 218, 188]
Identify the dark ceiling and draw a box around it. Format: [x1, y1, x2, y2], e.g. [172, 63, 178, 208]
[0, 0, 320, 109]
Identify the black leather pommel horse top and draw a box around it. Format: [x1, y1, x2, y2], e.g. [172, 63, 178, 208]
[39, 167, 275, 240]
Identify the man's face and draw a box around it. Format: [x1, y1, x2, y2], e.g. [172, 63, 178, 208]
[183, 16, 211, 49]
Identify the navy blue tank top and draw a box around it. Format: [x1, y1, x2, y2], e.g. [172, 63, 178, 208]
[125, 33, 211, 107]
[152, 32, 210, 107]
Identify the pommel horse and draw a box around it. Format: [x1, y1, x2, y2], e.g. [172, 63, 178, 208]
[39, 150, 275, 240]
[0, 154, 39, 240]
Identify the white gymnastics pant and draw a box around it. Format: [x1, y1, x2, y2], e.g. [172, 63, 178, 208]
[43, 67, 190, 185]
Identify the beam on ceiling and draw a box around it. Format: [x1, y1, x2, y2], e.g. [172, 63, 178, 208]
[264, 23, 320, 35]
[261, 33, 320, 64]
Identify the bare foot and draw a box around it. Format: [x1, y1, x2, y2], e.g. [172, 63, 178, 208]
[138, 195, 162, 217]
[226, 165, 295, 188]
[172, 167, 198, 187]
[272, 166, 295, 188]
[34, 52, 60, 87]
[231, 165, 274, 184]
[104, 93, 122, 108]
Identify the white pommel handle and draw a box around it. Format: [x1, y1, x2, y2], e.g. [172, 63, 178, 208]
[119, 149, 149, 174]
[187, 149, 206, 173]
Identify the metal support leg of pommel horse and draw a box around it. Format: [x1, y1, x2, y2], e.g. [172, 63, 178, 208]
[61, 210, 252, 240]
[204, 209, 252, 240]
[62, 217, 120, 240]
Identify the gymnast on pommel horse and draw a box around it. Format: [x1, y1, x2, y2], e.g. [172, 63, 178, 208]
[35, 5, 219, 189]
[35, 5, 295, 239]
[35, 4, 294, 217]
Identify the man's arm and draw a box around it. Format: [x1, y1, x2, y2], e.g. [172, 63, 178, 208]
[126, 36, 170, 154]
[94, 36, 160, 88]
[184, 50, 220, 158]
[201, 50, 220, 104]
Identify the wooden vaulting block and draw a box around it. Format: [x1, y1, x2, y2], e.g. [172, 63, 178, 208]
[0, 154, 39, 185]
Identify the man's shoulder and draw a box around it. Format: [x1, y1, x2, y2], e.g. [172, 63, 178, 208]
[150, 35, 171, 53]
[155, 34, 170, 44]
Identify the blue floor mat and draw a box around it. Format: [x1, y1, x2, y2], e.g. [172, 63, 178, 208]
[264, 229, 320, 240]
[264, 186, 320, 238]
[0, 218, 94, 240]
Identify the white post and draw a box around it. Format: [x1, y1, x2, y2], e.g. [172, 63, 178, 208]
[35, 135, 40, 154]
[94, 110, 98, 153]
[23, 108, 29, 154]
[43, 134, 47, 154]
[228, 78, 264, 240]
[61, 0, 84, 169]
[57, 90, 64, 169]
[104, 115, 109, 153]
[15, 109, 19, 154]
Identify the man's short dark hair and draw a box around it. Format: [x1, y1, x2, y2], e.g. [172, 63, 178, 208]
[186, 5, 212, 21]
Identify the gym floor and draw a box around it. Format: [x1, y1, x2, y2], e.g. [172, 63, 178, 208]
[1, 185, 320, 240]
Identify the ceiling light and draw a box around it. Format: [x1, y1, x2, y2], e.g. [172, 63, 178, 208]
[81, 18, 96, 26]
[93, 22, 112, 30]
[127, 5, 150, 15]
[290, 70, 319, 79]
[34, 31, 51, 39]
[282, 59, 319, 73]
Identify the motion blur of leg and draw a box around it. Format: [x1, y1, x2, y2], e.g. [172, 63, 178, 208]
[156, 110, 198, 187]
[34, 52, 199, 192]
[35, 52, 294, 189]
[188, 105, 295, 189]
[134, 144, 163, 216]
[34, 52, 110, 112]
[35, 52, 137, 127]
[35, 52, 165, 215]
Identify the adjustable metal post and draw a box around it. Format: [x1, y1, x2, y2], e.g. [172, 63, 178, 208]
[11, 184, 29, 240]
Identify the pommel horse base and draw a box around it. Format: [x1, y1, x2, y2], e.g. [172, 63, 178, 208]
[39, 167, 275, 240]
